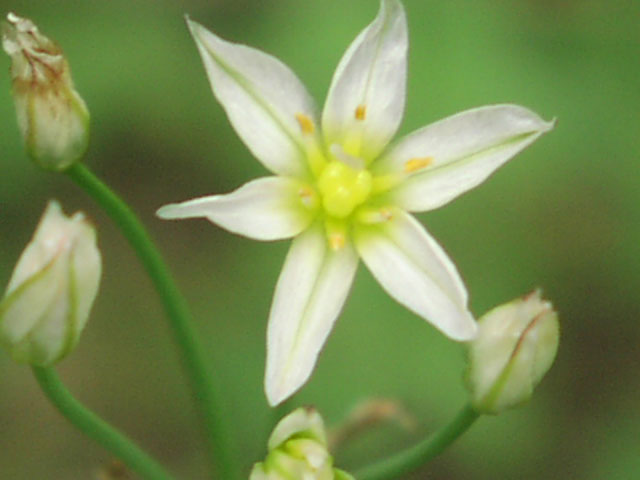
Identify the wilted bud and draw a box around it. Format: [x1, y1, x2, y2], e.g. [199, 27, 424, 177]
[0, 201, 101, 366]
[250, 407, 354, 480]
[466, 290, 559, 414]
[2, 13, 89, 171]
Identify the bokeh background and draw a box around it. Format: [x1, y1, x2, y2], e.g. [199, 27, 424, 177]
[1, 0, 638, 478]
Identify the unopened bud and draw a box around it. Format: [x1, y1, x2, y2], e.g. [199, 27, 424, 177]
[0, 201, 101, 366]
[2, 13, 90, 171]
[250, 407, 354, 480]
[466, 290, 559, 414]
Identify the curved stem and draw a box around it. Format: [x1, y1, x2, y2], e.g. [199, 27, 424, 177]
[354, 404, 480, 480]
[33, 367, 173, 480]
[65, 163, 238, 480]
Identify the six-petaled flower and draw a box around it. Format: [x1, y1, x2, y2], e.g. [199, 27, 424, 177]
[158, 0, 553, 406]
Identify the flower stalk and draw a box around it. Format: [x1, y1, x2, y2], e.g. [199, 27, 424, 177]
[354, 404, 480, 480]
[32, 367, 174, 480]
[65, 163, 239, 480]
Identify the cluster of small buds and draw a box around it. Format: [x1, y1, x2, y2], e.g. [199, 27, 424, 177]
[250, 407, 354, 480]
[2, 13, 89, 171]
[0, 201, 101, 366]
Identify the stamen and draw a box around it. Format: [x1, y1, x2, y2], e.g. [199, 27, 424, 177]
[404, 156, 434, 173]
[372, 174, 403, 194]
[294, 113, 325, 175]
[357, 207, 394, 224]
[342, 134, 362, 159]
[325, 218, 347, 250]
[329, 233, 346, 251]
[298, 186, 316, 208]
[306, 147, 326, 178]
[295, 113, 315, 135]
[330, 144, 365, 170]
[355, 104, 367, 121]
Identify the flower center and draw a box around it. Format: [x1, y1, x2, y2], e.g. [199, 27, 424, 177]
[317, 160, 372, 219]
[293, 113, 395, 249]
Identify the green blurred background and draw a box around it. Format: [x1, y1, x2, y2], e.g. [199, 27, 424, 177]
[1, 0, 638, 478]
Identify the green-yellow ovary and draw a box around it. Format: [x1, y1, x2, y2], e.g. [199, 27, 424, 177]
[316, 161, 373, 219]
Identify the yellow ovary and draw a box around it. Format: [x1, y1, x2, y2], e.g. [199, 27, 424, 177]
[317, 161, 372, 219]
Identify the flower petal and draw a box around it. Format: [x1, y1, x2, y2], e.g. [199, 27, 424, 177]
[265, 225, 358, 406]
[69, 220, 102, 340]
[354, 210, 476, 341]
[157, 177, 316, 241]
[268, 407, 327, 449]
[187, 17, 318, 178]
[375, 105, 554, 212]
[6, 201, 71, 293]
[0, 255, 64, 346]
[322, 0, 407, 160]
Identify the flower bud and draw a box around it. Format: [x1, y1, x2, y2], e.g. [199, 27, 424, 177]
[0, 201, 101, 366]
[2, 13, 90, 171]
[465, 290, 559, 414]
[250, 407, 354, 480]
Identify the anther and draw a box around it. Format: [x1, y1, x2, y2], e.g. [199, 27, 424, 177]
[357, 207, 394, 224]
[379, 207, 393, 221]
[325, 218, 348, 250]
[404, 156, 434, 173]
[295, 113, 315, 135]
[298, 186, 316, 208]
[355, 104, 367, 121]
[329, 233, 346, 250]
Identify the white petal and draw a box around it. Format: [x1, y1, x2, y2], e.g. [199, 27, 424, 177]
[322, 0, 407, 160]
[0, 255, 65, 346]
[268, 407, 327, 449]
[375, 105, 555, 211]
[187, 18, 318, 178]
[6, 201, 68, 293]
[12, 263, 72, 365]
[248, 464, 268, 480]
[354, 210, 476, 341]
[69, 221, 102, 339]
[265, 225, 358, 405]
[157, 177, 315, 241]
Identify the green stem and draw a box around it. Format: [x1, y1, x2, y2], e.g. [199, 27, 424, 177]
[32, 367, 173, 480]
[354, 404, 480, 480]
[65, 163, 238, 480]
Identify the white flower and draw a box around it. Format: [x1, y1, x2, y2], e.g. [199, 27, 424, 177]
[2, 13, 90, 171]
[0, 201, 101, 366]
[158, 0, 554, 405]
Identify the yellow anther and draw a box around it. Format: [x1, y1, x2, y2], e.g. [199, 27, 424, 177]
[329, 233, 346, 250]
[295, 113, 315, 135]
[357, 207, 394, 224]
[298, 186, 317, 209]
[355, 104, 367, 120]
[325, 218, 347, 250]
[379, 207, 393, 221]
[404, 157, 434, 173]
